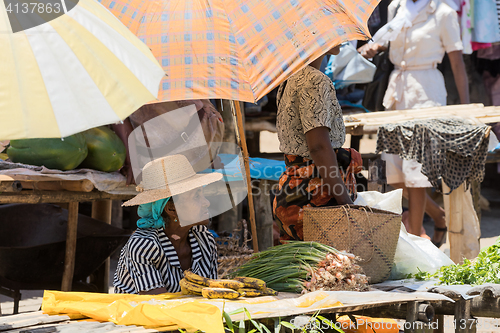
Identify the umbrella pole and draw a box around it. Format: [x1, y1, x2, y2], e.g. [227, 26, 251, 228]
[230, 100, 259, 252]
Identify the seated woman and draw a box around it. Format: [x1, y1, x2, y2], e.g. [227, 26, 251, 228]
[273, 45, 363, 241]
[113, 154, 222, 294]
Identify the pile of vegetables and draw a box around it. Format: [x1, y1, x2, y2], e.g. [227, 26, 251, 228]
[6, 126, 126, 172]
[412, 237, 500, 285]
[304, 251, 369, 292]
[233, 241, 369, 293]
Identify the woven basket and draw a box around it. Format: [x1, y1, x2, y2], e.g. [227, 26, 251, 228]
[216, 220, 254, 278]
[303, 205, 401, 284]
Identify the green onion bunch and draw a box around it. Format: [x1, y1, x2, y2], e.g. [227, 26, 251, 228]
[232, 241, 340, 293]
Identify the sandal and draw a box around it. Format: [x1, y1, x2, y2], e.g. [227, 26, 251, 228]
[432, 226, 447, 248]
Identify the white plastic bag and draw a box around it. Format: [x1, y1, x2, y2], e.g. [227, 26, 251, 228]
[389, 225, 455, 280]
[354, 189, 403, 214]
[354, 190, 454, 279]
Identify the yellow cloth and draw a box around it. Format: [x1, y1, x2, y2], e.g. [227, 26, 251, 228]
[41, 290, 348, 331]
[42, 291, 223, 333]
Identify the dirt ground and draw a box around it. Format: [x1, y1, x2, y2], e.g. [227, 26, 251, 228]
[1, 133, 499, 332]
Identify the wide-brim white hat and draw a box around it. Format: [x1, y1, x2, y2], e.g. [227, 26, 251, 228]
[123, 154, 222, 206]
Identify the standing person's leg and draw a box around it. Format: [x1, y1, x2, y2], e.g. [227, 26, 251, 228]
[402, 159, 434, 238]
[393, 182, 446, 240]
[391, 182, 430, 239]
[407, 187, 426, 237]
[424, 194, 447, 246]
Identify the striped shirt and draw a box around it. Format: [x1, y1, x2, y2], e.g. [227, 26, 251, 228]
[113, 225, 218, 294]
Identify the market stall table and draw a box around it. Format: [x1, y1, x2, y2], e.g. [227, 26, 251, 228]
[0, 280, 500, 333]
[371, 281, 500, 333]
[343, 104, 500, 136]
[4, 289, 456, 333]
[0, 165, 135, 307]
[343, 104, 498, 264]
[0, 312, 157, 332]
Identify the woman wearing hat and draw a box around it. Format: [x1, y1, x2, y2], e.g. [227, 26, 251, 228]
[113, 155, 222, 294]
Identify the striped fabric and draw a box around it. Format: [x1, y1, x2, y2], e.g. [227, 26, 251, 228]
[114, 225, 217, 294]
[99, 0, 379, 103]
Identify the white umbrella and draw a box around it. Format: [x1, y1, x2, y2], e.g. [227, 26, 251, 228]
[0, 0, 165, 140]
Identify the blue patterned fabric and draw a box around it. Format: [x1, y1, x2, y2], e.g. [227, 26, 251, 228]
[199, 154, 286, 181]
[472, 0, 500, 43]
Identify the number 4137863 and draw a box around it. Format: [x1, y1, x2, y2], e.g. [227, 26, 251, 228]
[5, 2, 62, 14]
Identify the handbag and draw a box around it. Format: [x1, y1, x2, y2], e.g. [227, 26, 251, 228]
[361, 49, 393, 111]
[303, 204, 401, 284]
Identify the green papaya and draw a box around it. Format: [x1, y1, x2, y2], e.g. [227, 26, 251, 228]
[7, 134, 88, 170]
[79, 126, 126, 172]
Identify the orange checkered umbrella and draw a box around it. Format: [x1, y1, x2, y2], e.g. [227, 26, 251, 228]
[100, 0, 378, 103]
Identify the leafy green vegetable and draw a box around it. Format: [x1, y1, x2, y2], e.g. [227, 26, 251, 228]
[409, 237, 500, 285]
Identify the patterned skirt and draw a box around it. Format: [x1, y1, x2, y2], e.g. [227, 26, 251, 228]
[272, 148, 362, 241]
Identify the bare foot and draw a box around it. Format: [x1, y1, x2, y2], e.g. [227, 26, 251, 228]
[402, 211, 430, 239]
[420, 228, 431, 240]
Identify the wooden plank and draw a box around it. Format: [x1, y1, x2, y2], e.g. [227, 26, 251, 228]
[229, 299, 446, 322]
[232, 101, 259, 252]
[0, 175, 62, 182]
[368, 159, 386, 193]
[470, 294, 500, 317]
[355, 296, 500, 321]
[91, 200, 113, 293]
[19, 180, 94, 192]
[343, 104, 500, 133]
[91, 200, 112, 222]
[404, 301, 419, 333]
[0, 191, 133, 204]
[455, 300, 476, 333]
[443, 182, 464, 264]
[61, 202, 78, 292]
[354, 303, 435, 322]
[198, 291, 451, 322]
[434, 315, 445, 333]
[0, 181, 22, 192]
[0, 312, 70, 331]
[350, 104, 485, 120]
[476, 115, 500, 123]
[254, 180, 276, 251]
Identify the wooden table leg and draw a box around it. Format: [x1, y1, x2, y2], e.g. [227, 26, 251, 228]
[61, 202, 79, 291]
[254, 180, 276, 251]
[455, 300, 476, 333]
[368, 159, 387, 192]
[405, 301, 424, 333]
[91, 200, 112, 293]
[433, 314, 445, 333]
